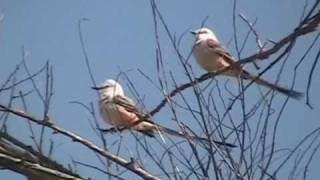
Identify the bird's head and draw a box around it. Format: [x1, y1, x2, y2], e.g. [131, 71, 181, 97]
[191, 27, 219, 43]
[92, 79, 124, 98]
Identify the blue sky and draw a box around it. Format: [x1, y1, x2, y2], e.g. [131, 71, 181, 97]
[0, 0, 319, 179]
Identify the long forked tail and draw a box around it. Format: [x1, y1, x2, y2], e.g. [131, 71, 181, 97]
[133, 119, 235, 147]
[157, 125, 236, 148]
[240, 70, 304, 100]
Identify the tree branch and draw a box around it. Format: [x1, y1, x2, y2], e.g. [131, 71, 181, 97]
[0, 104, 160, 180]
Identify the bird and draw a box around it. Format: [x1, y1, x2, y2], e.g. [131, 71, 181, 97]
[191, 27, 303, 99]
[92, 79, 236, 148]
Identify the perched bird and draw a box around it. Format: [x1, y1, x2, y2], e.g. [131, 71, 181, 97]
[191, 27, 303, 99]
[92, 79, 236, 148]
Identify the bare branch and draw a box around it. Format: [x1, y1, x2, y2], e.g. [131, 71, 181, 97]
[0, 104, 160, 180]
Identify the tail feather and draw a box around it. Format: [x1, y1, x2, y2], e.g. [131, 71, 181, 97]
[240, 70, 304, 100]
[137, 129, 155, 137]
[134, 120, 236, 148]
[158, 126, 236, 148]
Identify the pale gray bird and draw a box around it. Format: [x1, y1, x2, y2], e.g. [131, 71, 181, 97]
[191, 27, 303, 99]
[92, 79, 236, 147]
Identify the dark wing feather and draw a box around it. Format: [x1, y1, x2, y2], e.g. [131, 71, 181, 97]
[206, 39, 239, 67]
[113, 95, 153, 121]
[113, 95, 139, 114]
[113, 95, 156, 136]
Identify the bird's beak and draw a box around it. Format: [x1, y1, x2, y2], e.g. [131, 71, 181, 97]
[91, 86, 101, 90]
[91, 85, 110, 90]
[190, 31, 196, 35]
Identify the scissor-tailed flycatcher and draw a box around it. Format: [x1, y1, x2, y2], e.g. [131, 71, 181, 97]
[191, 27, 303, 99]
[92, 79, 236, 147]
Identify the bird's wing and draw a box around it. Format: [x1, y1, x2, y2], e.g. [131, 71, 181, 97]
[206, 39, 238, 67]
[113, 95, 138, 113]
[107, 95, 156, 137]
[113, 95, 155, 125]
